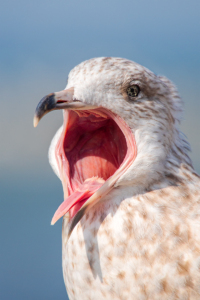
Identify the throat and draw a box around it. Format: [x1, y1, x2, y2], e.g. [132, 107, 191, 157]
[54, 109, 127, 218]
[51, 108, 137, 225]
[62, 110, 127, 192]
[67, 122, 125, 185]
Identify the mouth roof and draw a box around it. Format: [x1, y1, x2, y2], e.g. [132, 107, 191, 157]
[51, 108, 129, 224]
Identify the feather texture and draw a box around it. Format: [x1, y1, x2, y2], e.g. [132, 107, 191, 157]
[46, 57, 200, 299]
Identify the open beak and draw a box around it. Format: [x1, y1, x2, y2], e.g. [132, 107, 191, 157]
[34, 87, 136, 240]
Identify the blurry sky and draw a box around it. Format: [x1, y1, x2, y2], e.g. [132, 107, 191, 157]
[0, 0, 199, 299]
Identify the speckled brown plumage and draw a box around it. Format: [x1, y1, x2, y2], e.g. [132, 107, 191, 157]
[44, 57, 200, 299]
[62, 166, 200, 300]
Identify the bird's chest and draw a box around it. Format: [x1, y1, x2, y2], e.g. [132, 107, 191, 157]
[62, 190, 200, 300]
[62, 201, 133, 300]
[62, 194, 186, 300]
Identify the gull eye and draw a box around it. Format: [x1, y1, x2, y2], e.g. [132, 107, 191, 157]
[127, 85, 140, 98]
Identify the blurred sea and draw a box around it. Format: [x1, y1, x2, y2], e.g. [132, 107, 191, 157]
[0, 171, 68, 299]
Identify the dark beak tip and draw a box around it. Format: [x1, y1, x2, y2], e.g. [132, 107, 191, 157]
[33, 93, 56, 127]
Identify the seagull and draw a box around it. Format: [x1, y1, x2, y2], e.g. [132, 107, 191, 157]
[34, 57, 200, 300]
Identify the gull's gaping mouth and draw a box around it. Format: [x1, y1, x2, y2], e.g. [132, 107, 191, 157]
[34, 89, 136, 236]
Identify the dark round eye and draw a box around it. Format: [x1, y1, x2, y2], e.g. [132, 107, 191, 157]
[127, 85, 140, 98]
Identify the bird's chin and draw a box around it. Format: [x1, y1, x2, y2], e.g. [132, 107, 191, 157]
[51, 108, 137, 225]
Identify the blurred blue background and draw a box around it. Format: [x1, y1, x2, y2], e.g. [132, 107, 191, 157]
[0, 0, 199, 299]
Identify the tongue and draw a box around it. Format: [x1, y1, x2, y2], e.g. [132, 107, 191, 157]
[51, 179, 104, 225]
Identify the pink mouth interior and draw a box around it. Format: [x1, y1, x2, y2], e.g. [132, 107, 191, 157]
[51, 109, 128, 224]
